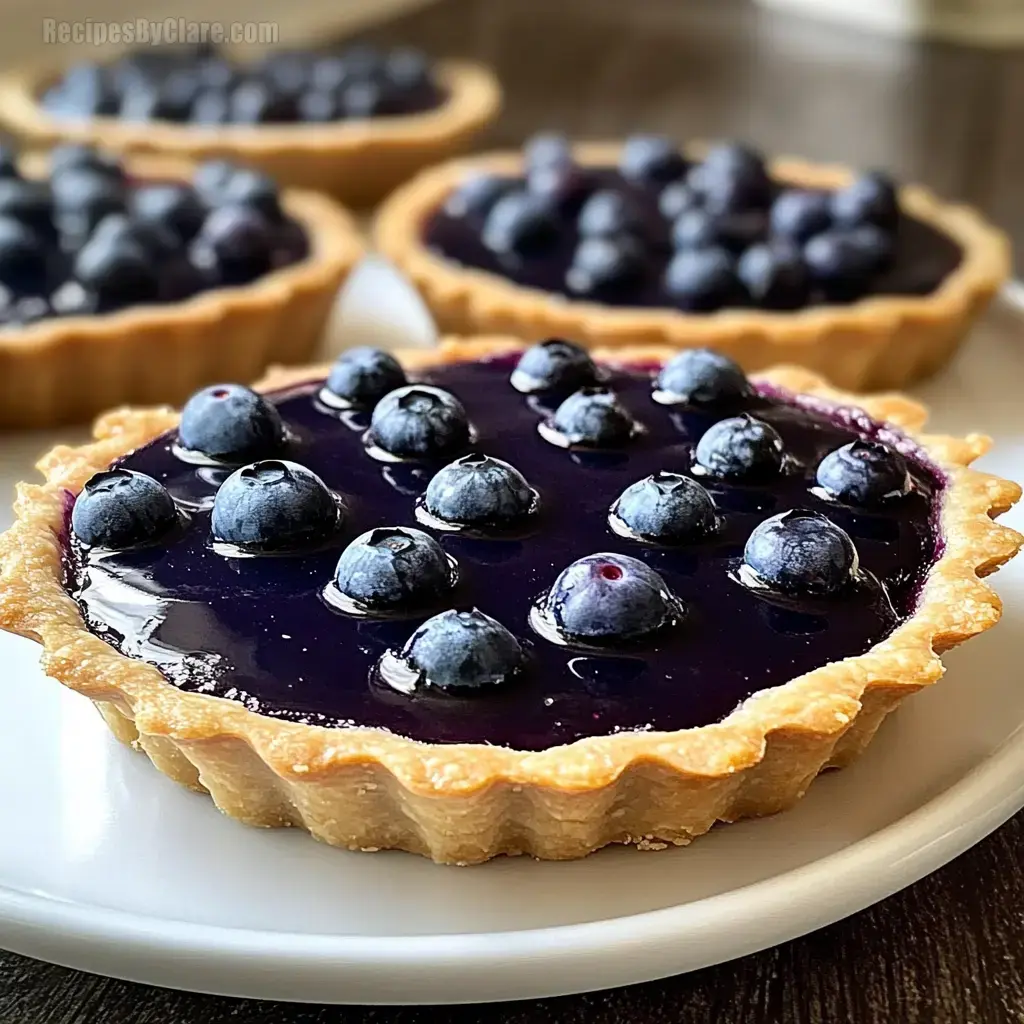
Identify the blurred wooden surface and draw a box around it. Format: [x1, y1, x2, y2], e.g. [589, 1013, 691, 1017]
[2, 1, 1023, 1022]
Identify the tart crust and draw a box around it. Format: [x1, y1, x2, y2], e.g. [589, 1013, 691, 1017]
[0, 61, 501, 209]
[1, 337, 1019, 864]
[0, 154, 364, 429]
[374, 143, 1012, 391]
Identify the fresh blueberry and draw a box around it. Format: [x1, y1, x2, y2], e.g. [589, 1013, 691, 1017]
[221, 170, 283, 222]
[71, 469, 178, 549]
[694, 414, 785, 480]
[543, 552, 679, 642]
[743, 509, 859, 595]
[664, 247, 745, 311]
[178, 383, 286, 461]
[737, 243, 811, 310]
[523, 133, 573, 172]
[341, 80, 404, 118]
[325, 347, 407, 407]
[424, 453, 537, 526]
[73, 235, 159, 309]
[655, 348, 751, 405]
[192, 160, 238, 205]
[689, 144, 771, 213]
[296, 90, 341, 124]
[192, 205, 273, 284]
[368, 385, 471, 459]
[816, 440, 910, 505]
[196, 58, 237, 92]
[803, 229, 877, 301]
[566, 236, 646, 298]
[131, 184, 206, 242]
[611, 472, 717, 543]
[90, 213, 178, 261]
[50, 145, 124, 182]
[51, 171, 125, 241]
[0, 218, 48, 293]
[120, 78, 195, 122]
[385, 48, 432, 90]
[769, 189, 832, 243]
[0, 146, 20, 180]
[334, 526, 452, 609]
[577, 190, 644, 239]
[339, 44, 385, 80]
[482, 191, 561, 257]
[510, 338, 598, 395]
[311, 56, 351, 93]
[43, 63, 119, 117]
[548, 386, 637, 447]
[831, 172, 900, 230]
[619, 135, 686, 185]
[211, 460, 340, 552]
[0, 180, 54, 238]
[527, 161, 592, 214]
[257, 51, 311, 95]
[397, 608, 525, 692]
[229, 79, 296, 123]
[658, 182, 702, 222]
[847, 224, 895, 273]
[672, 208, 765, 253]
[444, 174, 511, 219]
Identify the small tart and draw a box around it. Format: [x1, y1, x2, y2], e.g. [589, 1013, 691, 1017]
[375, 143, 1011, 391]
[0, 154, 363, 428]
[0, 61, 501, 209]
[1, 337, 1019, 865]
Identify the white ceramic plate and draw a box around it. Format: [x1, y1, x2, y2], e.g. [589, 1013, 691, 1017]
[0, 271, 1022, 1006]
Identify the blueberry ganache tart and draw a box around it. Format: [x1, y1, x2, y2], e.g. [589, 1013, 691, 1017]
[0, 44, 500, 208]
[2, 337, 1018, 864]
[0, 144, 361, 428]
[376, 137, 1010, 390]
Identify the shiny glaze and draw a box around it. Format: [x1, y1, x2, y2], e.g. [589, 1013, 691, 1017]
[65, 356, 942, 750]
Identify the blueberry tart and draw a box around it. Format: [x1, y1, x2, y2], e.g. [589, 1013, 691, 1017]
[1, 338, 1019, 864]
[0, 145, 362, 427]
[375, 139, 1010, 390]
[0, 44, 500, 208]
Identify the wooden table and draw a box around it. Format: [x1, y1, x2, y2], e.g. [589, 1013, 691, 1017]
[3, 1, 1022, 1020]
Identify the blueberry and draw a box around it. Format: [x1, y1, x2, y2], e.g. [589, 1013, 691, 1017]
[566, 236, 646, 298]
[192, 205, 273, 284]
[196, 58, 237, 92]
[444, 174, 511, 219]
[211, 460, 340, 552]
[398, 608, 525, 692]
[71, 469, 178, 549]
[384, 48, 432, 91]
[482, 191, 561, 257]
[510, 338, 598, 395]
[334, 526, 452, 610]
[341, 80, 404, 119]
[577, 190, 644, 239]
[0, 218, 48, 293]
[191, 88, 232, 126]
[43, 63, 118, 117]
[120, 78, 195, 122]
[368, 385, 471, 459]
[340, 44, 385, 80]
[619, 135, 686, 185]
[192, 160, 238, 205]
[611, 472, 717, 543]
[816, 440, 910, 505]
[831, 172, 899, 230]
[0, 146, 20, 180]
[770, 189, 832, 243]
[296, 90, 341, 124]
[73, 235, 159, 309]
[229, 79, 296, 123]
[672, 209, 765, 253]
[52, 171, 125, 241]
[689, 144, 771, 212]
[543, 553, 678, 642]
[50, 146, 124, 182]
[257, 51, 311, 95]
[527, 162, 592, 214]
[221, 170, 282, 222]
[548, 386, 637, 447]
[90, 213, 178, 261]
[0, 180, 54, 238]
[325, 347, 407, 407]
[743, 509, 859, 595]
[655, 349, 750, 405]
[737, 243, 811, 310]
[803, 230, 877, 301]
[178, 384, 286, 461]
[847, 224, 895, 273]
[311, 56, 351, 93]
[131, 184, 206, 242]
[664, 247, 745, 311]
[523, 133, 573, 172]
[658, 182, 702, 222]
[424, 453, 537, 526]
[694, 414, 784, 480]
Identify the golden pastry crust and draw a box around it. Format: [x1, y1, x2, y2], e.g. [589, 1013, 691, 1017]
[0, 154, 363, 429]
[374, 143, 1011, 391]
[1, 338, 1019, 864]
[0, 61, 501, 209]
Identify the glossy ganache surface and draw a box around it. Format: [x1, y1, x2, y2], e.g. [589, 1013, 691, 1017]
[65, 356, 942, 750]
[423, 166, 963, 311]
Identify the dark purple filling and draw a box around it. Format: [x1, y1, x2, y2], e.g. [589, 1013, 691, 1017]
[64, 356, 942, 750]
[424, 168, 962, 309]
